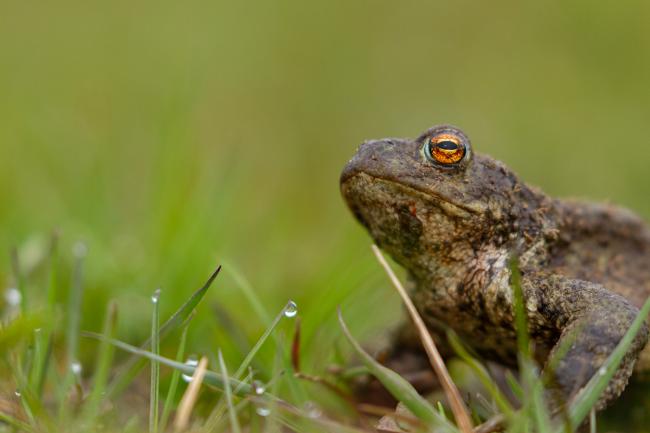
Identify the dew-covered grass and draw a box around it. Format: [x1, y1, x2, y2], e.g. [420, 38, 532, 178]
[2, 242, 650, 432]
[3, 0, 650, 431]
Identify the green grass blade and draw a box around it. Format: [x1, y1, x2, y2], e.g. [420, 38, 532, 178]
[58, 242, 86, 421]
[337, 308, 455, 431]
[204, 300, 296, 429]
[83, 331, 254, 395]
[10, 358, 54, 430]
[82, 301, 118, 422]
[150, 289, 161, 433]
[564, 297, 650, 429]
[66, 242, 86, 366]
[510, 256, 553, 432]
[235, 300, 295, 379]
[156, 267, 220, 338]
[509, 256, 530, 358]
[0, 314, 44, 349]
[0, 411, 35, 433]
[219, 270, 313, 418]
[28, 328, 45, 392]
[106, 266, 220, 398]
[446, 330, 514, 418]
[46, 231, 60, 309]
[10, 247, 26, 312]
[277, 330, 310, 405]
[218, 350, 242, 433]
[521, 358, 553, 433]
[222, 261, 270, 324]
[28, 233, 60, 399]
[159, 322, 189, 432]
[505, 370, 524, 401]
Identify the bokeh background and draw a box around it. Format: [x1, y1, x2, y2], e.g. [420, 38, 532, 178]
[2, 0, 650, 427]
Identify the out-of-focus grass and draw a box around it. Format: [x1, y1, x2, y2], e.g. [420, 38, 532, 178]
[1, 0, 650, 431]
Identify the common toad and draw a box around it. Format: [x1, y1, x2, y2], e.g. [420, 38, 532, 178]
[340, 125, 650, 410]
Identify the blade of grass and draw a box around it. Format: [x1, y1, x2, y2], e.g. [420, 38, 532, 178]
[509, 256, 530, 358]
[58, 242, 86, 421]
[504, 370, 523, 401]
[224, 262, 310, 403]
[10, 247, 26, 312]
[204, 301, 296, 429]
[446, 330, 513, 418]
[509, 257, 552, 433]
[46, 231, 60, 308]
[0, 314, 44, 349]
[156, 266, 219, 339]
[81, 301, 118, 422]
[0, 411, 35, 432]
[150, 289, 161, 433]
[10, 355, 54, 430]
[337, 308, 454, 431]
[372, 245, 473, 433]
[28, 328, 45, 393]
[291, 317, 301, 372]
[222, 261, 270, 324]
[66, 242, 86, 365]
[233, 301, 296, 379]
[564, 297, 650, 429]
[83, 332, 254, 394]
[160, 323, 190, 432]
[107, 266, 220, 398]
[174, 356, 208, 431]
[29, 232, 60, 399]
[521, 358, 552, 433]
[278, 331, 310, 404]
[218, 350, 242, 433]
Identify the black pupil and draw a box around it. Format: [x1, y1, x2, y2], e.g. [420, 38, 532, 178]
[436, 140, 458, 151]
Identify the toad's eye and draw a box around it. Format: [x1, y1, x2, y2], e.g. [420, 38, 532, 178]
[426, 134, 466, 165]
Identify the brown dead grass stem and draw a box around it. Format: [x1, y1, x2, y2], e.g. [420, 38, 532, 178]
[174, 356, 208, 432]
[371, 244, 474, 433]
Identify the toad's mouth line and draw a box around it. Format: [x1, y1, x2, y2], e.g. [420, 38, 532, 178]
[341, 171, 483, 216]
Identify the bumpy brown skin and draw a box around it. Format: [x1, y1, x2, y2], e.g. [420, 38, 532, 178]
[340, 125, 650, 411]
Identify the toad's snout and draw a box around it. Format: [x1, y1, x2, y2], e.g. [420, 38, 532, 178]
[340, 138, 405, 185]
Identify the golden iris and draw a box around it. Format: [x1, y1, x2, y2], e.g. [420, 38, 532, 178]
[428, 134, 465, 165]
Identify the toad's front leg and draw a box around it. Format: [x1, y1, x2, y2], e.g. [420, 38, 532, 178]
[523, 273, 649, 411]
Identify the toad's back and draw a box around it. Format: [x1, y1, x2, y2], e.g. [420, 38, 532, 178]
[550, 200, 650, 310]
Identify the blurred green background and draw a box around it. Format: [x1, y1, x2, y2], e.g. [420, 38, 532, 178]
[1, 0, 650, 422]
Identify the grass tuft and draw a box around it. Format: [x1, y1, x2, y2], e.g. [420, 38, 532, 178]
[107, 265, 220, 398]
[3, 244, 649, 433]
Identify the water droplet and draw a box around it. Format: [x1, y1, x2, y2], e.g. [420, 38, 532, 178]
[73, 242, 88, 258]
[284, 300, 298, 318]
[303, 401, 322, 419]
[4, 288, 21, 307]
[151, 289, 161, 304]
[253, 380, 265, 395]
[70, 361, 83, 376]
[598, 367, 607, 376]
[182, 356, 199, 382]
[256, 406, 271, 417]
